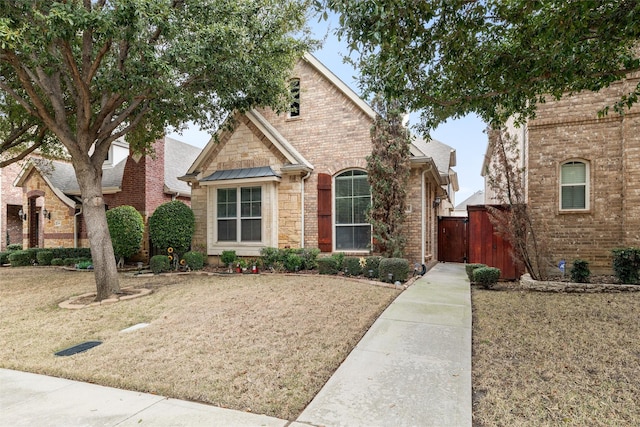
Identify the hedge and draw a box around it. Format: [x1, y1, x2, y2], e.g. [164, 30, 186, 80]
[473, 267, 501, 289]
[36, 250, 54, 266]
[379, 258, 410, 282]
[8, 250, 31, 267]
[150, 255, 170, 274]
[182, 251, 205, 270]
[465, 263, 487, 282]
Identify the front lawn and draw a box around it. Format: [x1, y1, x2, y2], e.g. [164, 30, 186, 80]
[0, 267, 400, 420]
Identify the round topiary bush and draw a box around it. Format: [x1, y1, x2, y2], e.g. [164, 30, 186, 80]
[379, 257, 411, 282]
[149, 201, 195, 254]
[465, 263, 487, 282]
[51, 258, 64, 266]
[150, 255, 170, 274]
[106, 205, 145, 264]
[182, 251, 204, 270]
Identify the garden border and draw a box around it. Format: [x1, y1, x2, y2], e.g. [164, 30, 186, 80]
[520, 273, 640, 293]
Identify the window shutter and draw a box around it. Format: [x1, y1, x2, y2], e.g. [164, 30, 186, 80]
[317, 173, 332, 252]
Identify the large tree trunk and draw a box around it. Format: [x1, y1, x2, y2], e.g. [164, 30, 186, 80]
[75, 163, 120, 301]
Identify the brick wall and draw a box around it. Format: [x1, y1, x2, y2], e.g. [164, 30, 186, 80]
[526, 75, 640, 273]
[1, 162, 25, 250]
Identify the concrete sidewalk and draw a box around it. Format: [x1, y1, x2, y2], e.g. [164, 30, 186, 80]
[0, 263, 471, 427]
[294, 262, 471, 427]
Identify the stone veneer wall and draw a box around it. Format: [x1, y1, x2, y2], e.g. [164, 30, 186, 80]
[526, 74, 640, 273]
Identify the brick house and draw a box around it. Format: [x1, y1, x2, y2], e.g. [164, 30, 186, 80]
[7, 136, 200, 256]
[182, 54, 458, 266]
[482, 73, 640, 274]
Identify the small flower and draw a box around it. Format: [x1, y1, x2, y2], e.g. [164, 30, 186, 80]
[359, 257, 367, 268]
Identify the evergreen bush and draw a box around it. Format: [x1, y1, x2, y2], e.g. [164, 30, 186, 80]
[379, 258, 410, 282]
[365, 256, 382, 278]
[318, 257, 339, 275]
[220, 250, 237, 266]
[8, 250, 31, 267]
[182, 251, 205, 270]
[150, 255, 170, 274]
[284, 253, 304, 272]
[36, 250, 54, 266]
[570, 259, 591, 283]
[343, 256, 363, 276]
[149, 201, 195, 254]
[106, 205, 145, 263]
[473, 267, 501, 289]
[51, 258, 64, 266]
[612, 248, 640, 284]
[6, 243, 22, 251]
[0, 252, 10, 265]
[465, 263, 487, 282]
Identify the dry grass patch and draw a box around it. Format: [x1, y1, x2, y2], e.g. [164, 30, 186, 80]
[0, 267, 400, 420]
[472, 285, 640, 427]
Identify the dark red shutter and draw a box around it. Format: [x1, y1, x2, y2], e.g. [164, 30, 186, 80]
[317, 173, 332, 252]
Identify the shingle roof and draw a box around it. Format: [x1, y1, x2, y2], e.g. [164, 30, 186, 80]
[164, 136, 201, 194]
[410, 137, 455, 174]
[201, 166, 279, 182]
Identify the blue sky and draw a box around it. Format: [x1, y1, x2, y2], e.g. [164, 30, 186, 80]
[169, 15, 487, 204]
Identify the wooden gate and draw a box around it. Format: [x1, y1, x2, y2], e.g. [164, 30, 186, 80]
[438, 216, 468, 263]
[467, 205, 524, 280]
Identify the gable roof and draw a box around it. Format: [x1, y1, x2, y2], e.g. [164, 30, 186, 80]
[185, 109, 313, 178]
[455, 190, 485, 211]
[302, 53, 376, 120]
[164, 136, 202, 195]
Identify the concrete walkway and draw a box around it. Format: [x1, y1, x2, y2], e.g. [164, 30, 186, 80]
[0, 263, 471, 427]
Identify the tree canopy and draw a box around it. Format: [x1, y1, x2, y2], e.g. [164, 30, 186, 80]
[0, 0, 315, 300]
[319, 0, 640, 132]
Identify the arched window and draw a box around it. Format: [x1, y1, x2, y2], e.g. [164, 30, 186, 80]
[560, 160, 589, 210]
[335, 170, 371, 250]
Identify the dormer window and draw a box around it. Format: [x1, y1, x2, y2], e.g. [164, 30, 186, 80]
[289, 78, 300, 118]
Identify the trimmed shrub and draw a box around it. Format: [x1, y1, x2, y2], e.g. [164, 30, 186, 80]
[465, 263, 487, 282]
[318, 257, 340, 275]
[150, 255, 170, 274]
[8, 250, 31, 267]
[297, 247, 321, 270]
[106, 205, 145, 262]
[182, 251, 204, 270]
[0, 251, 10, 265]
[6, 244, 22, 251]
[259, 247, 280, 268]
[36, 250, 54, 266]
[149, 201, 195, 254]
[51, 258, 64, 266]
[365, 256, 382, 278]
[570, 259, 591, 283]
[284, 252, 304, 272]
[473, 267, 501, 289]
[379, 258, 411, 282]
[612, 248, 640, 284]
[220, 250, 237, 266]
[343, 256, 363, 276]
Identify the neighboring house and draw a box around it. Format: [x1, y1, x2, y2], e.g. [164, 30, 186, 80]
[452, 190, 484, 217]
[5, 136, 200, 257]
[482, 72, 640, 274]
[182, 53, 458, 266]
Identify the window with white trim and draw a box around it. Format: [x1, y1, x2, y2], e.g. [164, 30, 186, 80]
[560, 161, 588, 210]
[217, 186, 262, 242]
[335, 170, 371, 250]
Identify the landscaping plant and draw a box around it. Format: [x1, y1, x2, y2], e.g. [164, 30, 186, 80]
[570, 259, 591, 283]
[106, 205, 145, 267]
[473, 266, 501, 289]
[149, 201, 195, 255]
[150, 255, 170, 274]
[379, 257, 410, 282]
[612, 248, 640, 284]
[465, 263, 488, 282]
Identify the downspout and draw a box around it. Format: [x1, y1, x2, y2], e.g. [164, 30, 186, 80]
[421, 169, 426, 263]
[300, 171, 311, 248]
[74, 206, 82, 248]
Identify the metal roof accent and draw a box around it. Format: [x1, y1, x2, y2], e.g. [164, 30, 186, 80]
[201, 166, 280, 182]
